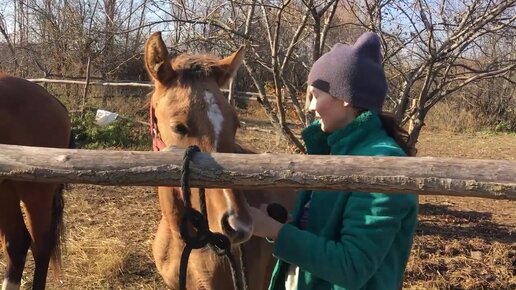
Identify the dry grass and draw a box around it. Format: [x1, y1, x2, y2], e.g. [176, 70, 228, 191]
[64, 230, 127, 286]
[424, 102, 484, 133]
[1, 110, 515, 289]
[404, 128, 516, 290]
[404, 196, 516, 289]
[4, 185, 166, 289]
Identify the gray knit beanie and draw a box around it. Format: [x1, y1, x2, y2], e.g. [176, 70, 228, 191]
[307, 32, 387, 112]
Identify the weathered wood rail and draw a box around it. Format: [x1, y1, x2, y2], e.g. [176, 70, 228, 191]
[27, 78, 277, 101]
[0, 144, 514, 200]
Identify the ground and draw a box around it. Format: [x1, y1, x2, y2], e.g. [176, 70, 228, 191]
[1, 115, 515, 289]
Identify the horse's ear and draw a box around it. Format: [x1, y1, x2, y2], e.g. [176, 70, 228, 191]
[213, 46, 245, 88]
[144, 32, 176, 84]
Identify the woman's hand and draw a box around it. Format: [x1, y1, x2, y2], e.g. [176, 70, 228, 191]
[249, 204, 284, 240]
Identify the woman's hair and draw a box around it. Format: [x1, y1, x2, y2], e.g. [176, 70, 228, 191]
[356, 108, 416, 156]
[378, 112, 416, 156]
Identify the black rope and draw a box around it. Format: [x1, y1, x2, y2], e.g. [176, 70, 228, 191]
[178, 145, 246, 290]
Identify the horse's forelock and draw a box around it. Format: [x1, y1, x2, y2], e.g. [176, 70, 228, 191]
[172, 54, 220, 81]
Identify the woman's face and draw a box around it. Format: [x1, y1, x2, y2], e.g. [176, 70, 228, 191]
[308, 86, 356, 133]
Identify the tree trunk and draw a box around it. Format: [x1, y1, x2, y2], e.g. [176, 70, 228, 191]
[81, 56, 92, 118]
[312, 16, 322, 62]
[408, 108, 426, 149]
[244, 62, 305, 153]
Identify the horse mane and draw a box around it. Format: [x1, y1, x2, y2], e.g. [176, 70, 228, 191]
[172, 54, 220, 81]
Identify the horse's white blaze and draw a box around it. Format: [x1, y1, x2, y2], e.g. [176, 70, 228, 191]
[223, 189, 253, 233]
[2, 280, 20, 290]
[203, 91, 224, 150]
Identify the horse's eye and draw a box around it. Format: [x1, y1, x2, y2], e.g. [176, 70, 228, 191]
[173, 123, 189, 135]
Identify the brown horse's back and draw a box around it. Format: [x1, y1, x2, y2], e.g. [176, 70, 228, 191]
[0, 74, 71, 147]
[0, 74, 71, 290]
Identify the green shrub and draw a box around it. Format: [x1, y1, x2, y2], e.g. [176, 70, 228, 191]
[71, 111, 151, 150]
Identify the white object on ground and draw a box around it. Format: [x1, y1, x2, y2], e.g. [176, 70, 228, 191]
[95, 109, 119, 127]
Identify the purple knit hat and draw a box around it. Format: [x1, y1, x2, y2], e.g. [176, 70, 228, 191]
[307, 32, 387, 112]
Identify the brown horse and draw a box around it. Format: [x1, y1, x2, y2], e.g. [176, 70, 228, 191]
[145, 32, 296, 289]
[0, 74, 71, 290]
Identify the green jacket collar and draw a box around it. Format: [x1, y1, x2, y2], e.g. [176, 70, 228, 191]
[328, 110, 382, 154]
[301, 110, 382, 155]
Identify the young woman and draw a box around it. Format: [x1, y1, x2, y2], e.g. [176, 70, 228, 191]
[250, 32, 418, 290]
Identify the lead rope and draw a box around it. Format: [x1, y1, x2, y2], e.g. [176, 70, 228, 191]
[178, 145, 247, 290]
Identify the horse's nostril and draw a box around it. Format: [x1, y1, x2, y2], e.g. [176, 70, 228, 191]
[221, 212, 252, 243]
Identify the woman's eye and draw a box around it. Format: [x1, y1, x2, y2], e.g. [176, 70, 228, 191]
[173, 123, 189, 135]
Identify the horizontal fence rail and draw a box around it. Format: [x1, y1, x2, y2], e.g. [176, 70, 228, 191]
[28, 78, 154, 87]
[28, 78, 279, 101]
[0, 144, 515, 200]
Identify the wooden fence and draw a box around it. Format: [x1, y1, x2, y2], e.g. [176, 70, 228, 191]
[6, 79, 514, 201]
[28, 78, 279, 102]
[1, 144, 514, 200]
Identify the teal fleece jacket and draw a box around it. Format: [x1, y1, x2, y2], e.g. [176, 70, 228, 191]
[269, 111, 418, 290]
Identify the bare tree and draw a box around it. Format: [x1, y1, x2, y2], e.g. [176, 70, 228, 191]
[0, 13, 19, 70]
[0, 0, 513, 148]
[240, 0, 340, 152]
[347, 0, 516, 147]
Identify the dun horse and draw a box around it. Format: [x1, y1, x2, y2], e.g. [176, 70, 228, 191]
[145, 32, 295, 289]
[0, 74, 72, 290]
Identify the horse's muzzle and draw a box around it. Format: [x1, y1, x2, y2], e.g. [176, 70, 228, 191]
[221, 212, 253, 244]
